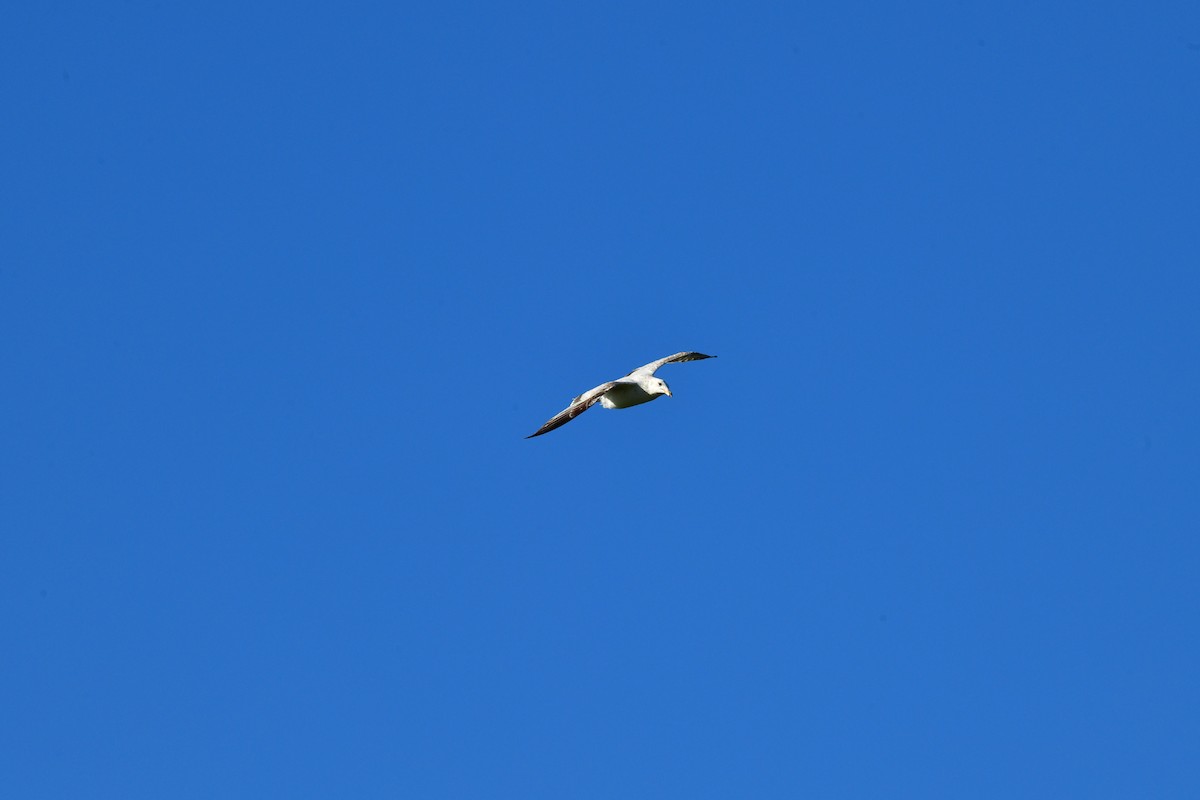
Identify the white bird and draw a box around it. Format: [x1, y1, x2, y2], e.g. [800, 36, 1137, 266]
[526, 351, 716, 438]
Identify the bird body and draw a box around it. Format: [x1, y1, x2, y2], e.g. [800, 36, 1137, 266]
[527, 351, 714, 438]
[598, 378, 665, 409]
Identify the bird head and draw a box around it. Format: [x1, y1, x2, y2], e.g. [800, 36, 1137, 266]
[655, 378, 672, 397]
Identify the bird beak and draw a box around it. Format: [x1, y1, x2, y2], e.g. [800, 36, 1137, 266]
[665, 387, 672, 397]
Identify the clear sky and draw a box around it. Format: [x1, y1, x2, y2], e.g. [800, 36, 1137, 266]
[4, 2, 1199, 797]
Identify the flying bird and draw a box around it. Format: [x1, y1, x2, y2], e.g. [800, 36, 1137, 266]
[526, 351, 716, 438]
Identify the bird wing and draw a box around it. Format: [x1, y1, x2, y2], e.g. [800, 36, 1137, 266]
[626, 351, 716, 377]
[526, 381, 619, 438]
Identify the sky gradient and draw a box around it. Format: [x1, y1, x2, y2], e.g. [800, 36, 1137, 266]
[4, 2, 1200, 797]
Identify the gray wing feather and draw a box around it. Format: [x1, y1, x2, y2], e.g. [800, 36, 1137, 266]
[526, 381, 619, 438]
[626, 351, 716, 377]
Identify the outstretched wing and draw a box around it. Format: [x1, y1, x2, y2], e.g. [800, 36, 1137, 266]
[526, 381, 619, 438]
[626, 351, 716, 377]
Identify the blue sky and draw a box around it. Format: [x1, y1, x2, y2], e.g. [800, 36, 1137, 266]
[4, 2, 1199, 797]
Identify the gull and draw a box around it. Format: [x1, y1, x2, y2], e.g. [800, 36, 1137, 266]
[526, 351, 716, 438]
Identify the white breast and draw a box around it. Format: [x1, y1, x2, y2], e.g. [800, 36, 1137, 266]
[599, 381, 657, 409]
